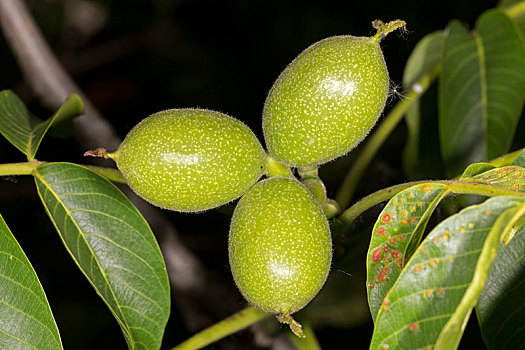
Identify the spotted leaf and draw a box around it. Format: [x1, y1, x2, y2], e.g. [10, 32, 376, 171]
[370, 196, 525, 350]
[468, 166, 525, 193]
[366, 183, 449, 321]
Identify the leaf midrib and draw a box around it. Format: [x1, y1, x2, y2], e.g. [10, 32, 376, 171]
[34, 172, 133, 344]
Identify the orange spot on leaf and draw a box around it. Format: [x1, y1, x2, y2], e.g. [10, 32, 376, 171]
[377, 226, 386, 236]
[375, 267, 389, 282]
[421, 185, 432, 192]
[368, 283, 375, 288]
[382, 214, 391, 224]
[391, 249, 401, 259]
[414, 263, 426, 272]
[436, 287, 445, 296]
[407, 193, 415, 199]
[409, 322, 420, 334]
[372, 247, 383, 262]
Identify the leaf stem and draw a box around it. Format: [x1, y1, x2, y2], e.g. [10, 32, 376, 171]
[0, 161, 126, 184]
[335, 181, 430, 232]
[334, 179, 525, 236]
[170, 307, 269, 350]
[0, 161, 43, 175]
[335, 63, 442, 210]
[82, 165, 126, 183]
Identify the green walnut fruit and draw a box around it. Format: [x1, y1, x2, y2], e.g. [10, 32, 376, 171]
[263, 20, 405, 166]
[111, 108, 267, 212]
[229, 177, 332, 330]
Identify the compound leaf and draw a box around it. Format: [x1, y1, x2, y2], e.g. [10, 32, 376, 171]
[370, 196, 525, 350]
[0, 214, 62, 350]
[367, 183, 449, 321]
[0, 90, 83, 160]
[34, 162, 170, 350]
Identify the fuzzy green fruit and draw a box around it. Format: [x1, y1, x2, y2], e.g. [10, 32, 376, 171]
[229, 177, 332, 317]
[113, 108, 267, 212]
[263, 21, 405, 166]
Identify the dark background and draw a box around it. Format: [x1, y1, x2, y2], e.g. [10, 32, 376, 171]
[0, 0, 502, 349]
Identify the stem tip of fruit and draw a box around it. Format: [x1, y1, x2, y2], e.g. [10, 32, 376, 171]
[373, 19, 407, 41]
[84, 147, 113, 159]
[276, 313, 305, 338]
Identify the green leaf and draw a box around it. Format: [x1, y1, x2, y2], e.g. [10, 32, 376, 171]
[0, 214, 63, 350]
[402, 31, 443, 179]
[499, 0, 525, 39]
[439, 10, 525, 177]
[510, 148, 525, 167]
[477, 224, 525, 349]
[370, 196, 525, 350]
[0, 90, 83, 160]
[366, 183, 449, 321]
[468, 166, 525, 193]
[460, 163, 496, 179]
[434, 204, 524, 349]
[34, 162, 170, 350]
